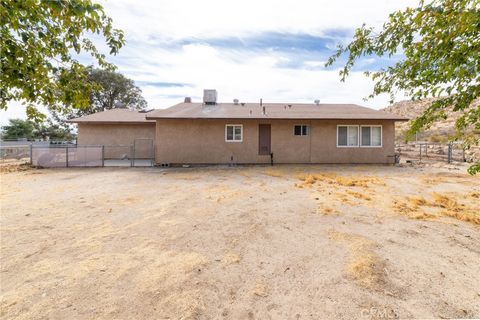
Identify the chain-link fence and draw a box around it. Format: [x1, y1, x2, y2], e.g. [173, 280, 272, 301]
[103, 145, 133, 166]
[396, 142, 471, 164]
[31, 145, 103, 167]
[1, 145, 30, 161]
[133, 138, 154, 167]
[30, 140, 154, 168]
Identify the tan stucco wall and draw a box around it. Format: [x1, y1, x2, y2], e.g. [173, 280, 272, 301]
[154, 119, 396, 164]
[77, 123, 155, 158]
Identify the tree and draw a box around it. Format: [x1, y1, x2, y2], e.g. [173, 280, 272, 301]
[1, 118, 75, 141]
[33, 120, 76, 141]
[49, 67, 147, 121]
[1, 119, 35, 140]
[0, 0, 125, 121]
[326, 0, 480, 174]
[88, 67, 147, 112]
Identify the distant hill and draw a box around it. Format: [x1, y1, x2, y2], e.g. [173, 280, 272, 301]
[382, 98, 479, 143]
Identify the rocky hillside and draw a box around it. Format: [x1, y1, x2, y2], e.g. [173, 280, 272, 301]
[382, 98, 479, 143]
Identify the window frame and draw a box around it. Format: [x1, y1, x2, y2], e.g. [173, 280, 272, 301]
[225, 124, 243, 142]
[360, 125, 383, 148]
[293, 124, 309, 136]
[336, 125, 359, 148]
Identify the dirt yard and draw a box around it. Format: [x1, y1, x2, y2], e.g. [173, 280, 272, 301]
[1, 164, 479, 319]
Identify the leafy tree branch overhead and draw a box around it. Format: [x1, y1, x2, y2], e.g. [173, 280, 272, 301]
[0, 0, 125, 121]
[326, 0, 480, 174]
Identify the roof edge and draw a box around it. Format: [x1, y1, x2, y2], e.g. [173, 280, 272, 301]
[67, 120, 156, 124]
[145, 116, 409, 121]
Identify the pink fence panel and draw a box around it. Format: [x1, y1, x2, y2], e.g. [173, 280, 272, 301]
[67, 146, 103, 167]
[31, 147, 67, 167]
[32, 146, 103, 167]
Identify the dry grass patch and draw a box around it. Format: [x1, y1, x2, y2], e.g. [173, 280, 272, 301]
[345, 190, 372, 201]
[421, 176, 448, 185]
[0, 162, 33, 173]
[222, 252, 241, 265]
[467, 191, 480, 199]
[393, 193, 480, 225]
[264, 169, 283, 178]
[430, 193, 480, 225]
[408, 196, 427, 207]
[392, 198, 437, 221]
[317, 206, 340, 216]
[295, 174, 318, 188]
[253, 280, 269, 297]
[329, 230, 386, 290]
[296, 173, 385, 189]
[204, 186, 244, 203]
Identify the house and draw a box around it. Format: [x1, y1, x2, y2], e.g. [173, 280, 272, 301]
[145, 90, 408, 165]
[68, 109, 155, 159]
[70, 90, 408, 165]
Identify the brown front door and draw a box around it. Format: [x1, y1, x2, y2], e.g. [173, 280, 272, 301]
[258, 124, 271, 155]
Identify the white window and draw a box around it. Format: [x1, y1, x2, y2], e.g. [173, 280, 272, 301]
[225, 124, 243, 142]
[361, 125, 382, 147]
[294, 125, 309, 136]
[337, 125, 359, 147]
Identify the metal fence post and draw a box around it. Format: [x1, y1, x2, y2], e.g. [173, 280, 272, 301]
[447, 143, 452, 163]
[151, 141, 155, 167]
[102, 145, 105, 167]
[66, 145, 69, 167]
[130, 145, 134, 167]
[30, 144, 33, 165]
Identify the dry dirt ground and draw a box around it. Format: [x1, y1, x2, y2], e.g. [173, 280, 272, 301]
[1, 164, 479, 320]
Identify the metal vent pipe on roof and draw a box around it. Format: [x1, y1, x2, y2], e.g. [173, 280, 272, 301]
[184, 97, 192, 103]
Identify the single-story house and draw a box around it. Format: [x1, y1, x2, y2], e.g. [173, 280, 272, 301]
[68, 109, 156, 159]
[70, 90, 408, 165]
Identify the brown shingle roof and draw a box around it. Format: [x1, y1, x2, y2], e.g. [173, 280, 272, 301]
[67, 109, 155, 124]
[146, 103, 408, 121]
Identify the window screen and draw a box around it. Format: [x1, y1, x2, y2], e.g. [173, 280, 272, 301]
[294, 125, 309, 136]
[226, 126, 234, 140]
[294, 125, 302, 136]
[360, 126, 382, 146]
[361, 127, 371, 146]
[234, 126, 242, 140]
[338, 126, 348, 146]
[371, 126, 381, 146]
[347, 126, 358, 146]
[226, 125, 242, 142]
[337, 126, 358, 146]
[302, 126, 308, 135]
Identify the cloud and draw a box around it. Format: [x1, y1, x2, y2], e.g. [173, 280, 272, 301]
[135, 81, 191, 88]
[2, 0, 418, 124]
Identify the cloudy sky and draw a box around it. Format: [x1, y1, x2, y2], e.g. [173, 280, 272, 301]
[2, 0, 419, 125]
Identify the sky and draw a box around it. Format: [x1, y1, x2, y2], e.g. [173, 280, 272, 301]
[1, 0, 419, 125]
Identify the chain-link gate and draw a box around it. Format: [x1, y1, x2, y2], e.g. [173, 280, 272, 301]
[133, 138, 154, 167]
[103, 145, 133, 166]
